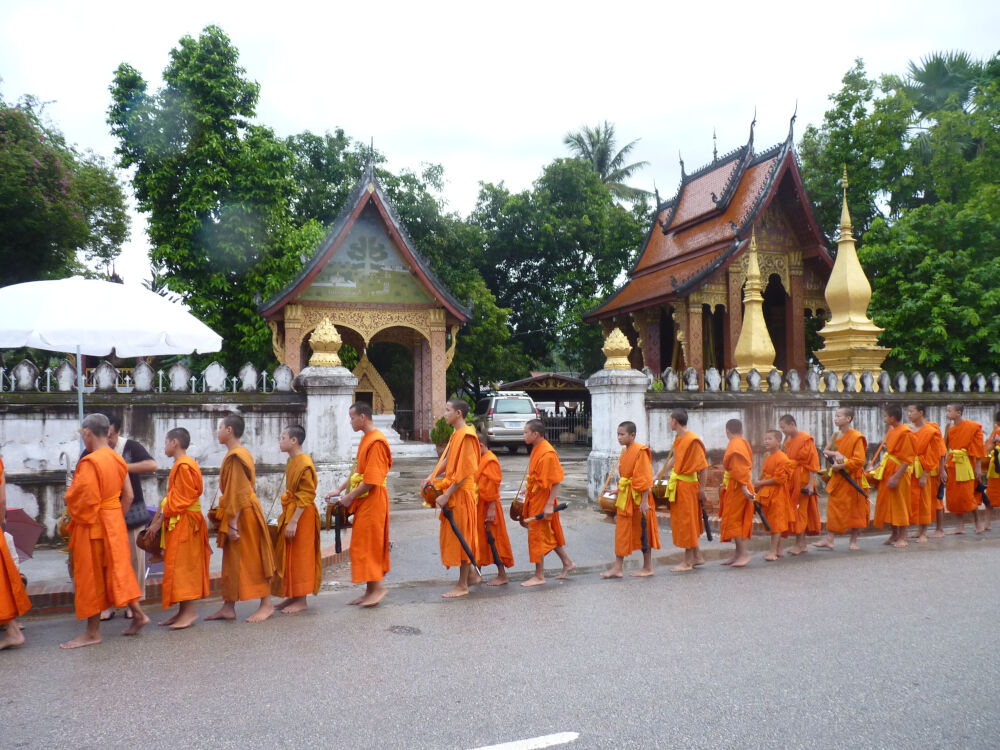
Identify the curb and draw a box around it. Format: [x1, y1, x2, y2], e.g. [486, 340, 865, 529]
[24, 544, 350, 616]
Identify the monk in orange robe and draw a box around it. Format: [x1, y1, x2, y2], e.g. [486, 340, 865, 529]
[720, 419, 755, 568]
[146, 427, 212, 630]
[871, 406, 915, 547]
[661, 408, 708, 572]
[981, 410, 1000, 533]
[272, 425, 321, 614]
[779, 414, 821, 555]
[472, 432, 513, 586]
[755, 430, 794, 561]
[521, 419, 575, 586]
[907, 404, 946, 543]
[1, 454, 31, 650]
[326, 401, 391, 607]
[941, 403, 986, 534]
[814, 407, 868, 551]
[601, 421, 659, 579]
[61, 413, 148, 649]
[206, 413, 276, 623]
[425, 398, 480, 598]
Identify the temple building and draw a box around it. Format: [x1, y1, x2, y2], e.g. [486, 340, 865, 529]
[585, 118, 833, 379]
[259, 162, 470, 441]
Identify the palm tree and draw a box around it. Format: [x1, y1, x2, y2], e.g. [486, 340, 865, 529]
[903, 51, 982, 117]
[564, 121, 650, 202]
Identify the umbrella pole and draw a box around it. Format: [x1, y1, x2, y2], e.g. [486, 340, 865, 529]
[75, 345, 84, 452]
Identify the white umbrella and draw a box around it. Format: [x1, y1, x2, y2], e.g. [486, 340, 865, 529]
[0, 277, 223, 439]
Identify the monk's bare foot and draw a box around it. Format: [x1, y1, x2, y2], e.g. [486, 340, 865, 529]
[788, 545, 805, 556]
[946, 528, 965, 535]
[909, 532, 921, 539]
[721, 555, 736, 566]
[764, 552, 779, 561]
[671, 562, 694, 572]
[556, 562, 576, 579]
[205, 604, 237, 621]
[929, 529, 944, 538]
[693, 553, 706, 566]
[883, 537, 894, 545]
[487, 574, 509, 586]
[123, 611, 149, 636]
[775, 550, 785, 558]
[915, 534, 928, 543]
[974, 524, 986, 534]
[158, 613, 179, 626]
[849, 541, 861, 550]
[893, 539, 909, 548]
[600, 567, 624, 579]
[274, 598, 294, 610]
[467, 571, 483, 585]
[442, 585, 469, 598]
[359, 588, 387, 607]
[730, 553, 752, 568]
[0, 628, 25, 650]
[246, 602, 274, 623]
[281, 597, 308, 614]
[169, 611, 198, 630]
[60, 633, 102, 649]
[811, 540, 834, 550]
[346, 595, 365, 605]
[630, 568, 654, 577]
[521, 576, 546, 587]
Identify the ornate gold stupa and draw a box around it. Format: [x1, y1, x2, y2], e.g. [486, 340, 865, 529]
[307, 316, 343, 367]
[602, 327, 633, 370]
[815, 167, 889, 384]
[732, 230, 777, 389]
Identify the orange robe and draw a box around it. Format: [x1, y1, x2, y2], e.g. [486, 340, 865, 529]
[525, 439, 566, 563]
[926, 422, 947, 510]
[784, 431, 822, 535]
[0, 457, 31, 622]
[985, 427, 1000, 508]
[826, 429, 869, 533]
[475, 450, 514, 568]
[614, 442, 660, 557]
[720, 437, 754, 542]
[909, 424, 944, 526]
[757, 450, 794, 535]
[161, 456, 210, 608]
[438, 426, 480, 568]
[945, 419, 985, 514]
[218, 446, 275, 602]
[350, 430, 392, 584]
[65, 447, 142, 619]
[873, 424, 915, 528]
[272, 453, 321, 598]
[668, 431, 708, 549]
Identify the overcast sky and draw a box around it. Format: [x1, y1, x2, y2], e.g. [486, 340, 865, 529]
[2, 0, 998, 286]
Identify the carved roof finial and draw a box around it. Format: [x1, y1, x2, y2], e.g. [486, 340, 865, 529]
[713, 128, 718, 162]
[747, 109, 757, 152]
[678, 150, 686, 177]
[787, 100, 798, 141]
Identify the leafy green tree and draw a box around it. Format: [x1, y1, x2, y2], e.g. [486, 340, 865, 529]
[0, 95, 129, 285]
[108, 25, 318, 369]
[903, 51, 983, 117]
[563, 120, 650, 202]
[473, 158, 645, 374]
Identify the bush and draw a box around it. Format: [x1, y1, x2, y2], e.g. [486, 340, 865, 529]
[430, 416, 453, 446]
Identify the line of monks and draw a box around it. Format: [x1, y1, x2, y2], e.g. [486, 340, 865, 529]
[0, 399, 995, 651]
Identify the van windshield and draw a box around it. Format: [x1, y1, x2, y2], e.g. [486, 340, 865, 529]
[495, 398, 534, 414]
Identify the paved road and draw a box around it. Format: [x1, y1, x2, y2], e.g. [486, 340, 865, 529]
[4, 526, 998, 749]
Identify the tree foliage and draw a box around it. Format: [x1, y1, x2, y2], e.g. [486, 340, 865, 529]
[0, 94, 128, 286]
[563, 120, 650, 202]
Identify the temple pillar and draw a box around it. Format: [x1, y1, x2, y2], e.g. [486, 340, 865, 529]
[727, 269, 743, 369]
[686, 299, 704, 383]
[639, 309, 662, 374]
[420, 335, 434, 436]
[429, 310, 448, 424]
[283, 304, 305, 374]
[788, 268, 806, 373]
[586, 329, 648, 501]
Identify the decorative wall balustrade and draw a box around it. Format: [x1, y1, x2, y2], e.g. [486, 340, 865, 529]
[648, 366, 1000, 395]
[0, 358, 296, 395]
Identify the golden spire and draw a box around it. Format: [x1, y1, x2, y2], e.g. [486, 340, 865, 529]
[307, 317, 343, 367]
[602, 327, 633, 370]
[732, 230, 777, 389]
[816, 166, 888, 387]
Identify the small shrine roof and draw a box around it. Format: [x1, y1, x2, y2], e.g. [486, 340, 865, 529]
[586, 118, 831, 321]
[259, 162, 471, 322]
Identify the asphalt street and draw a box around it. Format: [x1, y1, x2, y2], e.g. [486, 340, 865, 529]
[3, 524, 998, 750]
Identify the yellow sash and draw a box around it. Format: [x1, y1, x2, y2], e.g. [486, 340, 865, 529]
[987, 449, 1000, 479]
[159, 497, 202, 545]
[666, 470, 698, 503]
[912, 458, 924, 479]
[949, 448, 975, 482]
[871, 452, 905, 481]
[616, 477, 640, 510]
